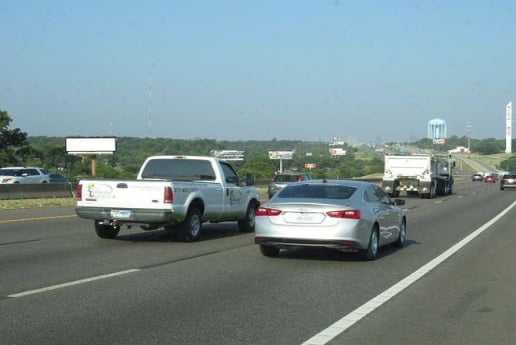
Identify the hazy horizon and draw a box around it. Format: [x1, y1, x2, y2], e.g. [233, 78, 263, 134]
[2, 1, 515, 143]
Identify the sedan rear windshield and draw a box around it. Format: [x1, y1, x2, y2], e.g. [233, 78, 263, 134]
[278, 184, 357, 199]
[503, 174, 516, 179]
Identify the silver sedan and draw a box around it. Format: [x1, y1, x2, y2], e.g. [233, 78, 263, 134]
[254, 179, 407, 260]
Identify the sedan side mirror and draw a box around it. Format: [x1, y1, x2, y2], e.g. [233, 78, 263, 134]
[393, 199, 405, 206]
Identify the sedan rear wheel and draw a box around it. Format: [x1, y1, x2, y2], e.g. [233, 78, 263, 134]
[393, 220, 407, 248]
[363, 226, 379, 261]
[260, 245, 280, 257]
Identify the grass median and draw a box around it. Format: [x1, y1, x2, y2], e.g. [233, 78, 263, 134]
[0, 198, 76, 210]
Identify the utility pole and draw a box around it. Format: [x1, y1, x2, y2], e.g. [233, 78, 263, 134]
[466, 122, 472, 152]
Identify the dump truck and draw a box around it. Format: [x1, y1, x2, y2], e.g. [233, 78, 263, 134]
[381, 154, 454, 199]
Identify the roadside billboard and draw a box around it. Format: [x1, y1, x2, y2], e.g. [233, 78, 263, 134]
[210, 150, 244, 161]
[329, 148, 346, 156]
[269, 151, 294, 159]
[66, 137, 116, 154]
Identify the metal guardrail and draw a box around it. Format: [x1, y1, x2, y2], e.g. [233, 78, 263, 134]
[0, 183, 75, 200]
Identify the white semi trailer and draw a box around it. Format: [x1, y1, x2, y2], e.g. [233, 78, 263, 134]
[382, 154, 454, 199]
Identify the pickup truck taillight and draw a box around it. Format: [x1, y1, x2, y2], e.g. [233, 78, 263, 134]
[164, 186, 173, 203]
[76, 184, 82, 201]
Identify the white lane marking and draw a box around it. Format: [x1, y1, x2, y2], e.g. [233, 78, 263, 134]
[302, 200, 516, 345]
[7, 269, 140, 298]
[0, 215, 76, 224]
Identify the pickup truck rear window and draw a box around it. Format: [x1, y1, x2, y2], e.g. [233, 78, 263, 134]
[141, 159, 216, 181]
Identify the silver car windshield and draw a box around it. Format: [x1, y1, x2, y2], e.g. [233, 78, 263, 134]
[278, 184, 357, 199]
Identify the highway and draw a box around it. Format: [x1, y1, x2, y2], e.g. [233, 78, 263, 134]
[1, 180, 515, 345]
[455, 155, 499, 175]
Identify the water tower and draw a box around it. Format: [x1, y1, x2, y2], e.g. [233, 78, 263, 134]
[428, 118, 447, 139]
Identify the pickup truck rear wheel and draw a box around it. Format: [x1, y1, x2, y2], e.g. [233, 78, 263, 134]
[238, 201, 257, 233]
[179, 208, 202, 242]
[94, 223, 120, 239]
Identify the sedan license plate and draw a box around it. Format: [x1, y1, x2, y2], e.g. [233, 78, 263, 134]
[284, 212, 323, 224]
[110, 209, 132, 218]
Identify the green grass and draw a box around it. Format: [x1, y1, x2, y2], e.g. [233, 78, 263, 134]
[0, 198, 76, 210]
[468, 153, 513, 169]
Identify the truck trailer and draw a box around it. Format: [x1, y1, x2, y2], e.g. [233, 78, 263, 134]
[381, 154, 454, 199]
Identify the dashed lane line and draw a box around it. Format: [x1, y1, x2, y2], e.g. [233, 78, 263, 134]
[7, 269, 140, 298]
[0, 215, 76, 224]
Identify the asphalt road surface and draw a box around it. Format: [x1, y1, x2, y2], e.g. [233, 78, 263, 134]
[1, 179, 515, 345]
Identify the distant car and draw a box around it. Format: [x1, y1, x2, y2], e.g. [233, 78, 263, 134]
[0, 167, 50, 184]
[500, 174, 516, 191]
[49, 173, 69, 183]
[484, 175, 495, 183]
[471, 173, 483, 182]
[267, 173, 311, 199]
[255, 179, 407, 261]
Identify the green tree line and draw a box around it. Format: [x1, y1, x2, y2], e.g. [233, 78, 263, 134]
[1, 109, 515, 180]
[26, 136, 385, 181]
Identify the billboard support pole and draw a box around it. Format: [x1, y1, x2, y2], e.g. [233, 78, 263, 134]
[90, 155, 97, 176]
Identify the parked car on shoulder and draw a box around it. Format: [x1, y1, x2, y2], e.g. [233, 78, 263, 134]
[0, 167, 50, 184]
[471, 173, 483, 182]
[267, 172, 311, 199]
[255, 179, 407, 261]
[500, 173, 516, 191]
[49, 173, 69, 183]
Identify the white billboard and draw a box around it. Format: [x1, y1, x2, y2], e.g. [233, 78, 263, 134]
[66, 137, 116, 154]
[210, 150, 244, 161]
[269, 151, 294, 159]
[329, 148, 346, 156]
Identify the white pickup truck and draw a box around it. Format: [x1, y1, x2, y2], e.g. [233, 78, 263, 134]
[75, 155, 260, 241]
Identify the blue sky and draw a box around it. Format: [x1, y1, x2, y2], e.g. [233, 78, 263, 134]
[1, 0, 515, 143]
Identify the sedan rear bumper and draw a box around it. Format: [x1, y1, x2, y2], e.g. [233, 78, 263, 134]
[255, 236, 365, 250]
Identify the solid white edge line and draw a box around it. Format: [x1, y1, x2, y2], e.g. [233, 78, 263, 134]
[7, 269, 140, 298]
[302, 200, 516, 345]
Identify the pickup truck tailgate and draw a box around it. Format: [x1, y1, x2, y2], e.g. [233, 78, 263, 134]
[78, 180, 170, 210]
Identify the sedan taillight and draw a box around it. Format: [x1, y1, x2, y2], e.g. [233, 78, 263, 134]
[256, 207, 282, 216]
[326, 210, 361, 219]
